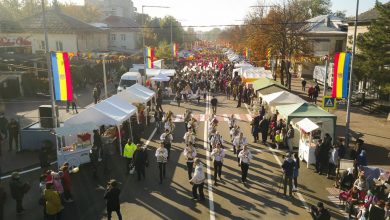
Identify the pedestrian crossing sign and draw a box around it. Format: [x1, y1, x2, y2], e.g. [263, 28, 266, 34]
[322, 96, 336, 109]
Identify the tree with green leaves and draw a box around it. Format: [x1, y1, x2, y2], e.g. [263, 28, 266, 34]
[355, 2, 390, 103]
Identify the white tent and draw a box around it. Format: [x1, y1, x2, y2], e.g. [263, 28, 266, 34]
[117, 89, 150, 104]
[130, 84, 156, 98]
[296, 118, 319, 133]
[146, 68, 175, 77]
[153, 59, 163, 69]
[151, 73, 170, 82]
[262, 91, 306, 106]
[234, 62, 253, 68]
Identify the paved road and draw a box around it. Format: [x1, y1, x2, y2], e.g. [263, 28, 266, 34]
[2, 93, 347, 220]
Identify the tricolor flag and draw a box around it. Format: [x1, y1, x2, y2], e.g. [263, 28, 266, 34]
[172, 43, 178, 58]
[244, 48, 250, 60]
[266, 48, 271, 68]
[144, 47, 154, 68]
[332, 52, 351, 99]
[50, 52, 73, 101]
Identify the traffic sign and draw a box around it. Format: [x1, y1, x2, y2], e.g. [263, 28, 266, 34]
[322, 96, 336, 109]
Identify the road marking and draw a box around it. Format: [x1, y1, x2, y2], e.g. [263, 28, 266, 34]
[244, 104, 310, 211]
[174, 114, 183, 122]
[223, 114, 229, 122]
[244, 103, 252, 116]
[235, 114, 241, 121]
[145, 127, 157, 146]
[246, 114, 253, 121]
[204, 94, 216, 220]
[1, 161, 57, 180]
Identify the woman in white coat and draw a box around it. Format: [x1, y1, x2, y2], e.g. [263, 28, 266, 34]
[155, 142, 168, 184]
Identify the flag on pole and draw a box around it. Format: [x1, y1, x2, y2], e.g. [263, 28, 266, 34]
[50, 52, 73, 101]
[266, 48, 271, 68]
[332, 52, 351, 99]
[144, 47, 154, 68]
[172, 43, 178, 58]
[244, 48, 250, 60]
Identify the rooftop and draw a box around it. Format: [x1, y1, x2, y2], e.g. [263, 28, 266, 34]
[304, 14, 346, 35]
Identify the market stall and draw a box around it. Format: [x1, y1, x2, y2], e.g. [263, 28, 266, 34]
[145, 68, 175, 77]
[56, 99, 137, 169]
[295, 118, 320, 168]
[276, 103, 337, 153]
[262, 91, 306, 113]
[252, 78, 287, 98]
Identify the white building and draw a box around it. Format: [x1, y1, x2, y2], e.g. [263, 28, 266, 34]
[100, 16, 139, 52]
[85, 0, 136, 19]
[0, 9, 109, 54]
[304, 14, 347, 57]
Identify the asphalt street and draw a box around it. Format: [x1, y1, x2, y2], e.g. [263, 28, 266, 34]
[2, 93, 347, 220]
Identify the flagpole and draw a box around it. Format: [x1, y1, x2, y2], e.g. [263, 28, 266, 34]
[42, 0, 57, 129]
[345, 0, 359, 148]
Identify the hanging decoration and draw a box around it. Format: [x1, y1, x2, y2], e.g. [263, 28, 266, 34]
[332, 52, 351, 99]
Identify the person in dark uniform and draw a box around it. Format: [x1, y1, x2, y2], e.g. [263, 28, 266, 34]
[132, 144, 149, 181]
[8, 118, 19, 151]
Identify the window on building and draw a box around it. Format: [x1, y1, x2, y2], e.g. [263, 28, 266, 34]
[111, 34, 116, 41]
[335, 40, 344, 53]
[121, 46, 126, 50]
[121, 34, 126, 41]
[56, 41, 63, 51]
[39, 41, 45, 50]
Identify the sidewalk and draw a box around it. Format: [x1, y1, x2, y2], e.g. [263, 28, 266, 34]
[0, 83, 117, 176]
[289, 77, 390, 170]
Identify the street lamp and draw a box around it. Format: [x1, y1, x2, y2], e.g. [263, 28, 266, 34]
[345, 0, 360, 148]
[142, 5, 170, 72]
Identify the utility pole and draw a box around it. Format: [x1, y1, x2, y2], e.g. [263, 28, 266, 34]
[345, 0, 360, 148]
[170, 20, 173, 67]
[323, 55, 329, 97]
[42, 0, 57, 128]
[102, 55, 108, 99]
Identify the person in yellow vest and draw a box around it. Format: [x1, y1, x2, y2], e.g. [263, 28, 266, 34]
[123, 139, 137, 174]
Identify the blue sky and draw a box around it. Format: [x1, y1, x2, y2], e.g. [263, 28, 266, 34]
[65, 0, 389, 30]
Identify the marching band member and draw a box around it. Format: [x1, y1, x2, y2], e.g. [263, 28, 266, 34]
[230, 125, 240, 143]
[211, 143, 225, 185]
[238, 145, 253, 184]
[188, 117, 198, 134]
[155, 142, 168, 184]
[228, 114, 237, 131]
[160, 129, 173, 160]
[184, 109, 192, 132]
[210, 131, 224, 153]
[183, 143, 197, 179]
[233, 132, 248, 165]
[183, 129, 196, 147]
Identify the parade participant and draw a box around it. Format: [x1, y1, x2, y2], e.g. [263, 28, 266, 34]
[183, 143, 197, 180]
[210, 131, 224, 153]
[230, 125, 240, 143]
[286, 124, 294, 152]
[211, 143, 225, 186]
[188, 117, 198, 134]
[282, 153, 295, 197]
[175, 91, 182, 107]
[154, 110, 163, 132]
[233, 132, 247, 164]
[44, 182, 63, 219]
[190, 158, 205, 202]
[132, 144, 149, 181]
[228, 114, 237, 131]
[184, 129, 196, 147]
[160, 129, 173, 159]
[184, 109, 192, 132]
[238, 145, 252, 184]
[9, 172, 29, 215]
[164, 118, 175, 134]
[123, 139, 137, 174]
[104, 179, 122, 220]
[202, 87, 207, 101]
[251, 114, 261, 143]
[155, 142, 168, 184]
[210, 96, 218, 115]
[8, 118, 19, 151]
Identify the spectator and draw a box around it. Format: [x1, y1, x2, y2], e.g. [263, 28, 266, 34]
[9, 172, 29, 215]
[286, 124, 294, 152]
[8, 118, 19, 151]
[357, 150, 367, 167]
[310, 202, 330, 220]
[282, 153, 295, 197]
[0, 182, 6, 220]
[44, 182, 63, 219]
[301, 79, 307, 91]
[104, 179, 122, 220]
[368, 200, 386, 220]
[327, 144, 339, 179]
